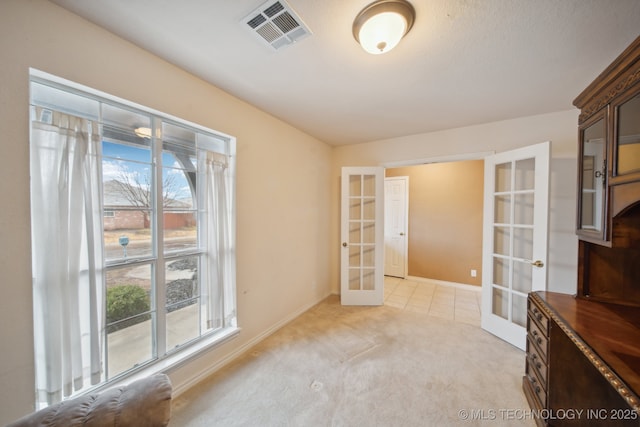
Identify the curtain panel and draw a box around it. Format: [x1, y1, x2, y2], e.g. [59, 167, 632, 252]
[204, 153, 236, 330]
[30, 108, 105, 406]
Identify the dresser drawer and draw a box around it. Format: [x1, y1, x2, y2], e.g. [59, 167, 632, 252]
[526, 337, 548, 387]
[524, 293, 552, 426]
[528, 297, 549, 332]
[524, 370, 546, 410]
[528, 316, 549, 359]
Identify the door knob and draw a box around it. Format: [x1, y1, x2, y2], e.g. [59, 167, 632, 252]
[342, 242, 348, 247]
[531, 260, 544, 268]
[399, 232, 405, 236]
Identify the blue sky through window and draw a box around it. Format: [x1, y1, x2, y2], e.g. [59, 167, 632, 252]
[102, 140, 194, 203]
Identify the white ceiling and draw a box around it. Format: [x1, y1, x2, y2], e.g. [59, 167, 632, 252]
[49, 0, 640, 146]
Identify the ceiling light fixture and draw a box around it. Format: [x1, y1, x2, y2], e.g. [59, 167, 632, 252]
[134, 127, 152, 139]
[352, 0, 415, 55]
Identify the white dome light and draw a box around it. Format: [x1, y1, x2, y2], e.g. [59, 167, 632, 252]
[353, 0, 415, 55]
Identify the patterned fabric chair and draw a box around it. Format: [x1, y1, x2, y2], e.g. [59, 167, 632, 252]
[7, 374, 172, 427]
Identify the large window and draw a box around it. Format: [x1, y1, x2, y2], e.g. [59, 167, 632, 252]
[29, 70, 237, 407]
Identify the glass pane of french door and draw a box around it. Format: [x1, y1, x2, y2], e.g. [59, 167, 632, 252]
[349, 174, 376, 290]
[341, 167, 384, 305]
[482, 141, 549, 350]
[491, 158, 535, 327]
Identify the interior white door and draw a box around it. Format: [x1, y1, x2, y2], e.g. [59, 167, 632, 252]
[384, 176, 408, 278]
[481, 141, 550, 350]
[341, 167, 384, 306]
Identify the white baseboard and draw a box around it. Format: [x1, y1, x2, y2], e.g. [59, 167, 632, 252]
[171, 292, 333, 397]
[405, 276, 481, 292]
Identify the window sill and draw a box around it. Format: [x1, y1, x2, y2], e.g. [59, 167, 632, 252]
[95, 326, 240, 394]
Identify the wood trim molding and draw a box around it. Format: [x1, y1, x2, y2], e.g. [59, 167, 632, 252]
[574, 35, 640, 123]
[578, 67, 640, 123]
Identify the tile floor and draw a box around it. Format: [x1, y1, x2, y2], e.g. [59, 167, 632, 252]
[383, 276, 482, 326]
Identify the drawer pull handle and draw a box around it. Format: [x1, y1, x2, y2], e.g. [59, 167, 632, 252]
[531, 330, 543, 345]
[531, 307, 544, 322]
[527, 374, 541, 393]
[528, 353, 542, 369]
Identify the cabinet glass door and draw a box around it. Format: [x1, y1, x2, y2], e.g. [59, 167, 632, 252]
[578, 116, 606, 238]
[616, 92, 640, 175]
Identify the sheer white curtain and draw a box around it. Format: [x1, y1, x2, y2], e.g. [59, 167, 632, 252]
[30, 108, 104, 406]
[204, 152, 236, 330]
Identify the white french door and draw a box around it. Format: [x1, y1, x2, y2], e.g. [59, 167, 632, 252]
[481, 141, 550, 350]
[340, 167, 385, 305]
[384, 176, 408, 278]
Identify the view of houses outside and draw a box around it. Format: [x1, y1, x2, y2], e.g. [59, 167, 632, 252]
[102, 138, 203, 377]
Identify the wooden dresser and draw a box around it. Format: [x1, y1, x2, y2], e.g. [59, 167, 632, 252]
[523, 34, 640, 427]
[524, 292, 640, 426]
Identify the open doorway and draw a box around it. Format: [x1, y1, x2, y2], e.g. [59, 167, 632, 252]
[384, 159, 485, 287]
[377, 142, 551, 350]
[379, 157, 485, 329]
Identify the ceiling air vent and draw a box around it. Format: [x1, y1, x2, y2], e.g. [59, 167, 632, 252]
[242, 0, 312, 50]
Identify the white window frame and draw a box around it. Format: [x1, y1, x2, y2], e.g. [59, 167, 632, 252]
[29, 68, 239, 403]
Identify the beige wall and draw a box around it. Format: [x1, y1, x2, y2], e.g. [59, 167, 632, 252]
[332, 111, 581, 297]
[386, 161, 484, 286]
[0, 1, 333, 423]
[0, 1, 585, 423]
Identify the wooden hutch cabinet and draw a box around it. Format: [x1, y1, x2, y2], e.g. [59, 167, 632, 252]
[523, 35, 640, 426]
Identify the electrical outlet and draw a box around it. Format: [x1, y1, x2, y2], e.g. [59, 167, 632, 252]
[471, 269, 477, 278]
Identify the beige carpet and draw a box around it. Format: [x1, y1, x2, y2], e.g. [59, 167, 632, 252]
[170, 295, 535, 426]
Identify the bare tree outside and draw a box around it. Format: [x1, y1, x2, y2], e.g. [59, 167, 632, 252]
[112, 170, 182, 210]
[103, 161, 196, 260]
